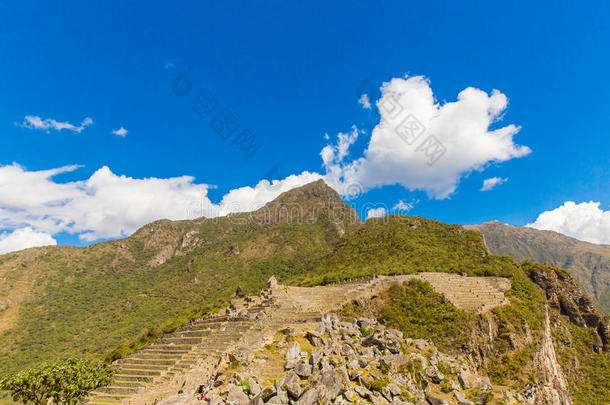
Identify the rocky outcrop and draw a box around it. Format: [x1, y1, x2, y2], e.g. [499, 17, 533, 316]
[527, 264, 609, 351]
[180, 313, 528, 405]
[534, 306, 571, 405]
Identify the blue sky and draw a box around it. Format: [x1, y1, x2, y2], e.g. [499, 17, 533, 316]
[0, 1, 609, 251]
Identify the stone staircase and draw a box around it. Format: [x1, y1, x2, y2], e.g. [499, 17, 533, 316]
[87, 272, 511, 404]
[87, 311, 269, 403]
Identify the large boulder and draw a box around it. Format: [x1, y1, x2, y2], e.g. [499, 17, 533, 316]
[226, 384, 250, 405]
[285, 342, 302, 369]
[454, 392, 475, 405]
[319, 370, 344, 400]
[282, 371, 304, 399]
[267, 276, 279, 289]
[362, 330, 402, 354]
[296, 386, 327, 405]
[230, 347, 254, 366]
[295, 362, 312, 378]
[306, 330, 323, 347]
[426, 395, 448, 405]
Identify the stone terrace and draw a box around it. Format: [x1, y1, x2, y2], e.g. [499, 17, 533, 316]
[86, 273, 510, 404]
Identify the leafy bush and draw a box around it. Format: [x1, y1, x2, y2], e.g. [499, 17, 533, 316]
[0, 358, 114, 405]
[377, 279, 476, 352]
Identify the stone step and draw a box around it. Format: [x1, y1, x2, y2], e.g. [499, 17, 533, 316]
[112, 381, 152, 388]
[125, 358, 177, 366]
[117, 363, 168, 371]
[118, 367, 165, 376]
[89, 392, 135, 402]
[113, 374, 156, 382]
[156, 337, 203, 345]
[96, 386, 140, 395]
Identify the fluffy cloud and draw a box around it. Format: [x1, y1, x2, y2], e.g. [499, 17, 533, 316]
[481, 177, 508, 191]
[358, 94, 372, 109]
[20, 116, 93, 133]
[393, 199, 416, 212]
[112, 127, 128, 137]
[0, 163, 321, 249]
[527, 201, 610, 245]
[366, 207, 387, 219]
[0, 227, 57, 254]
[323, 75, 530, 199]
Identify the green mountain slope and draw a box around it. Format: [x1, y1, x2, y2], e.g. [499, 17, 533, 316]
[466, 221, 610, 313]
[0, 180, 359, 375]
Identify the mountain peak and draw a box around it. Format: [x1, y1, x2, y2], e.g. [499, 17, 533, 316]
[253, 179, 362, 229]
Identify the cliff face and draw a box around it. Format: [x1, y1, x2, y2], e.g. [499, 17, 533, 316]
[534, 306, 571, 405]
[525, 262, 609, 352]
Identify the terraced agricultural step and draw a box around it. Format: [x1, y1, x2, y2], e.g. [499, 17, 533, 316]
[96, 386, 140, 395]
[112, 381, 152, 388]
[128, 356, 179, 363]
[116, 363, 168, 371]
[88, 392, 135, 402]
[118, 367, 164, 376]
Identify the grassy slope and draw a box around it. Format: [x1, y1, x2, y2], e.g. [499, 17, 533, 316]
[0, 180, 359, 375]
[467, 221, 610, 313]
[306, 216, 607, 403]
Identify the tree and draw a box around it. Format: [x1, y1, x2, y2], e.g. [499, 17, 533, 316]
[0, 363, 55, 405]
[0, 358, 115, 404]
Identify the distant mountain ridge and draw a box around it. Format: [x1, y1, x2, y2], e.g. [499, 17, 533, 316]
[466, 221, 610, 313]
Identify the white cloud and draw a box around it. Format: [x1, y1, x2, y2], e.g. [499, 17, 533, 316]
[112, 127, 128, 137]
[0, 163, 322, 246]
[358, 94, 371, 109]
[20, 116, 93, 133]
[367, 207, 387, 219]
[393, 199, 416, 212]
[481, 176, 508, 191]
[0, 227, 57, 254]
[527, 201, 610, 245]
[322, 75, 531, 199]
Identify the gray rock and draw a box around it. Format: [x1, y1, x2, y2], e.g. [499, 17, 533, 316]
[454, 392, 474, 405]
[306, 330, 323, 347]
[295, 362, 312, 378]
[266, 396, 284, 405]
[348, 368, 362, 381]
[230, 347, 254, 366]
[362, 330, 401, 354]
[386, 328, 403, 339]
[414, 340, 428, 350]
[295, 386, 327, 405]
[249, 379, 261, 396]
[248, 395, 264, 405]
[267, 276, 278, 289]
[471, 376, 491, 391]
[425, 395, 448, 405]
[281, 326, 302, 336]
[234, 371, 249, 383]
[274, 380, 289, 404]
[338, 322, 360, 337]
[354, 385, 372, 399]
[285, 342, 302, 369]
[227, 384, 250, 405]
[319, 370, 344, 400]
[283, 372, 304, 399]
[387, 383, 402, 397]
[337, 365, 349, 383]
[425, 366, 444, 384]
[309, 349, 323, 369]
[260, 385, 276, 401]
